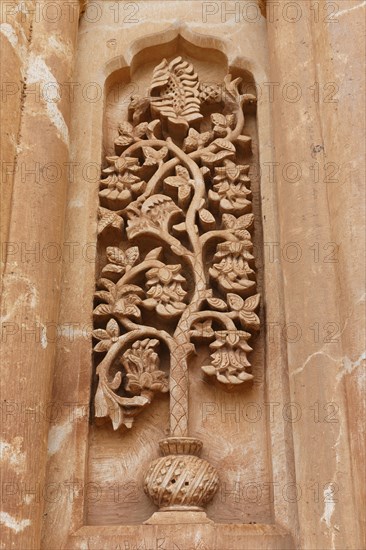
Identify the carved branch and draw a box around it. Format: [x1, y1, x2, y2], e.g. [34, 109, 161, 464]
[188, 310, 237, 332]
[115, 259, 165, 290]
[200, 229, 238, 248]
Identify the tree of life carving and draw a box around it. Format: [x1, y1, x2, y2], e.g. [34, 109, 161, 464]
[93, 57, 260, 515]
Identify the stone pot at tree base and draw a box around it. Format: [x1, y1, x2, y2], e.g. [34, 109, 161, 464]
[143, 437, 219, 523]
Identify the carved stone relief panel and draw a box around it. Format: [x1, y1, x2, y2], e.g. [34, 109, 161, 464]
[88, 41, 269, 526]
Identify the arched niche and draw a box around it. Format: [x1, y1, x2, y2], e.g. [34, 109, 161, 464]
[88, 32, 268, 527]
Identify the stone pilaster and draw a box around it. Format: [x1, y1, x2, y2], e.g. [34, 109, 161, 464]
[0, 2, 80, 547]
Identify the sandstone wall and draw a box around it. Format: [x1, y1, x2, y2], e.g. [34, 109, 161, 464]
[0, 1, 364, 549]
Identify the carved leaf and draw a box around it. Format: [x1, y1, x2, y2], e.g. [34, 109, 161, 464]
[93, 278, 143, 321]
[103, 156, 140, 175]
[146, 119, 162, 139]
[93, 339, 112, 353]
[198, 208, 216, 231]
[145, 247, 163, 260]
[221, 214, 236, 229]
[222, 213, 254, 230]
[172, 222, 187, 234]
[109, 246, 139, 267]
[211, 139, 236, 152]
[97, 207, 124, 235]
[227, 293, 244, 311]
[211, 113, 227, 126]
[106, 319, 120, 337]
[114, 300, 141, 319]
[201, 150, 235, 167]
[102, 246, 139, 277]
[125, 247, 140, 267]
[239, 310, 260, 330]
[92, 329, 111, 340]
[97, 278, 116, 292]
[244, 293, 260, 311]
[211, 113, 236, 137]
[119, 284, 145, 296]
[114, 122, 135, 148]
[207, 297, 227, 311]
[223, 74, 242, 102]
[109, 371, 122, 391]
[94, 290, 113, 303]
[114, 134, 134, 148]
[224, 293, 260, 330]
[102, 264, 124, 276]
[94, 379, 150, 430]
[93, 304, 113, 317]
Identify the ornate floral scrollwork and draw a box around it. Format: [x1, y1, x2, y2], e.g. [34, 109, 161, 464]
[93, 56, 261, 516]
[144, 265, 187, 319]
[209, 241, 256, 294]
[149, 57, 203, 138]
[202, 330, 254, 384]
[121, 339, 169, 396]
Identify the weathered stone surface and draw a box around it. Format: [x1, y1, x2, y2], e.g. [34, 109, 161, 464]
[0, 1, 80, 548]
[0, 1, 364, 549]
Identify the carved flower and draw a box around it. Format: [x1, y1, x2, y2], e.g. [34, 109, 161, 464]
[101, 246, 139, 277]
[214, 160, 250, 185]
[103, 156, 140, 175]
[142, 146, 168, 167]
[202, 330, 253, 384]
[164, 166, 194, 208]
[93, 279, 144, 321]
[99, 156, 146, 208]
[92, 319, 120, 352]
[126, 195, 182, 240]
[114, 121, 148, 149]
[227, 293, 260, 330]
[121, 339, 169, 396]
[222, 213, 254, 242]
[143, 265, 187, 319]
[183, 128, 214, 153]
[209, 160, 251, 214]
[209, 241, 256, 294]
[210, 113, 235, 137]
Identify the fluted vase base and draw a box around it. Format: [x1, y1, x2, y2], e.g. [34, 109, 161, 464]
[143, 437, 219, 522]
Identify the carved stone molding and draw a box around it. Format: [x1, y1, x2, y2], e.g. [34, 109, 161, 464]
[92, 56, 260, 517]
